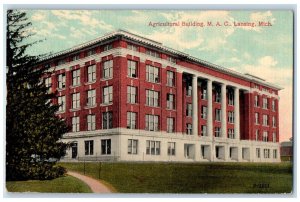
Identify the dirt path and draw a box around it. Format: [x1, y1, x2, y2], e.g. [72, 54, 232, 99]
[67, 171, 113, 193]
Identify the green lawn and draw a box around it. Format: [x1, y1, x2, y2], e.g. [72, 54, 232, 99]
[59, 162, 293, 193]
[6, 175, 92, 193]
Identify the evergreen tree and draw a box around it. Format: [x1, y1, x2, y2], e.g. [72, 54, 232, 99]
[6, 10, 69, 181]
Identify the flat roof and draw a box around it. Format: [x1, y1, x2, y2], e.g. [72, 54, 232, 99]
[41, 29, 283, 91]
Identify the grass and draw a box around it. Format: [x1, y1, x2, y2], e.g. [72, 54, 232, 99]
[59, 162, 293, 194]
[6, 175, 92, 193]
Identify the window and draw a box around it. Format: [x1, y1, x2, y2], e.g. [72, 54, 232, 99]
[168, 142, 176, 156]
[263, 131, 268, 142]
[87, 114, 96, 131]
[272, 116, 276, 127]
[146, 49, 160, 58]
[84, 140, 93, 155]
[254, 95, 259, 107]
[103, 86, 113, 104]
[58, 96, 65, 112]
[186, 103, 192, 117]
[101, 139, 111, 155]
[87, 65, 96, 82]
[272, 100, 276, 111]
[201, 106, 207, 119]
[127, 86, 137, 104]
[167, 56, 176, 63]
[72, 93, 80, 109]
[215, 109, 221, 122]
[145, 114, 159, 131]
[264, 149, 270, 158]
[167, 71, 175, 86]
[57, 59, 65, 66]
[128, 60, 137, 78]
[228, 90, 234, 105]
[201, 88, 207, 100]
[128, 139, 138, 154]
[228, 129, 235, 139]
[273, 149, 277, 159]
[44, 77, 52, 90]
[186, 123, 192, 135]
[255, 129, 259, 141]
[146, 65, 160, 83]
[72, 116, 80, 132]
[87, 89, 96, 106]
[127, 112, 137, 129]
[187, 85, 192, 96]
[71, 54, 79, 61]
[201, 125, 207, 136]
[127, 44, 137, 51]
[167, 94, 175, 110]
[72, 69, 80, 86]
[256, 148, 261, 158]
[146, 90, 159, 107]
[167, 117, 175, 133]
[263, 115, 269, 126]
[57, 73, 66, 89]
[215, 87, 221, 103]
[228, 111, 234, 123]
[86, 49, 96, 56]
[103, 60, 113, 79]
[255, 113, 259, 124]
[273, 132, 276, 143]
[102, 111, 113, 129]
[263, 98, 268, 109]
[215, 127, 221, 137]
[146, 140, 160, 155]
[104, 44, 113, 51]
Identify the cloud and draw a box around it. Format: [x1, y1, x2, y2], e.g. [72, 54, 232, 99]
[258, 56, 278, 67]
[231, 56, 293, 141]
[250, 11, 276, 24]
[31, 12, 46, 21]
[237, 11, 276, 32]
[51, 10, 113, 30]
[132, 11, 236, 52]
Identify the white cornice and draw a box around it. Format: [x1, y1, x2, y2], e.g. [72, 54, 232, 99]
[41, 29, 283, 91]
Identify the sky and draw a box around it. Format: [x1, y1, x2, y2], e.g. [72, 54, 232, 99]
[24, 10, 293, 142]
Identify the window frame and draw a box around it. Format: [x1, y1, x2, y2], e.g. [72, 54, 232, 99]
[146, 65, 160, 83]
[72, 69, 80, 86]
[103, 86, 113, 104]
[84, 140, 94, 155]
[145, 114, 159, 131]
[146, 140, 161, 155]
[87, 64, 96, 82]
[87, 89, 96, 107]
[72, 116, 80, 132]
[167, 117, 175, 133]
[167, 142, 176, 156]
[127, 60, 137, 78]
[87, 114, 96, 131]
[101, 139, 111, 155]
[127, 112, 137, 129]
[72, 93, 80, 109]
[103, 60, 113, 79]
[102, 111, 113, 129]
[127, 86, 137, 104]
[128, 139, 138, 154]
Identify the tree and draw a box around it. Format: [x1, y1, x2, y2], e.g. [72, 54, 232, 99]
[6, 10, 69, 181]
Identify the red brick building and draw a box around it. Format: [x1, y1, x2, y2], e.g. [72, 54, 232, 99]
[40, 30, 281, 162]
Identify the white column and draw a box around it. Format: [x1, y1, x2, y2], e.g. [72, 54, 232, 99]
[192, 75, 198, 136]
[221, 83, 227, 138]
[207, 80, 213, 138]
[234, 87, 240, 140]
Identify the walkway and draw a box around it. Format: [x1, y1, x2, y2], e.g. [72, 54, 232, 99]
[67, 171, 113, 193]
